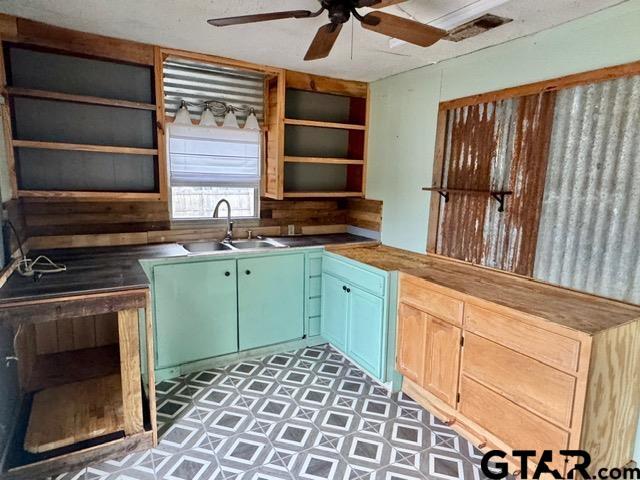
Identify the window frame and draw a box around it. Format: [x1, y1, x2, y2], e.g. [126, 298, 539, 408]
[166, 123, 262, 223]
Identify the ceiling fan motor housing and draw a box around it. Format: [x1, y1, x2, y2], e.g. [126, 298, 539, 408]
[322, 0, 352, 24]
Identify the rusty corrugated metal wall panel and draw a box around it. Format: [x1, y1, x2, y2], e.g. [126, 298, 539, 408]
[533, 75, 640, 305]
[163, 56, 264, 125]
[437, 92, 554, 275]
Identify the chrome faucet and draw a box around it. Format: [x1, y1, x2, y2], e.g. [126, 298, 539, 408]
[213, 199, 233, 243]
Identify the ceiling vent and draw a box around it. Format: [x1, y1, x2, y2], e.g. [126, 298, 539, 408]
[445, 14, 512, 42]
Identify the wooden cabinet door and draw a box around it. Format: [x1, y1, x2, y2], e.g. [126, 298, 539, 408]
[396, 303, 428, 384]
[237, 253, 305, 351]
[423, 315, 462, 407]
[321, 273, 349, 351]
[347, 285, 385, 379]
[154, 259, 238, 368]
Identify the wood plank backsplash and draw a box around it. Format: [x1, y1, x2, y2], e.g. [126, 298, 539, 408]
[9, 197, 382, 247]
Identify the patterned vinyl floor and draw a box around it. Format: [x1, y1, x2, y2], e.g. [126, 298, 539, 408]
[54, 344, 490, 479]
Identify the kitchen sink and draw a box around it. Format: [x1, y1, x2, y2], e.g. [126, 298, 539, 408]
[230, 239, 288, 250]
[181, 241, 234, 253]
[181, 238, 288, 254]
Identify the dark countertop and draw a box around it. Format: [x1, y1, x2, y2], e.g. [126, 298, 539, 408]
[0, 233, 376, 306]
[269, 233, 377, 248]
[0, 243, 188, 306]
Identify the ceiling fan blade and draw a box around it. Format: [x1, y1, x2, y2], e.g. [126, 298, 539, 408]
[365, 0, 409, 8]
[208, 10, 314, 27]
[361, 12, 446, 47]
[304, 23, 343, 61]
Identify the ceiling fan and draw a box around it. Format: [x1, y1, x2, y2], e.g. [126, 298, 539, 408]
[207, 0, 447, 61]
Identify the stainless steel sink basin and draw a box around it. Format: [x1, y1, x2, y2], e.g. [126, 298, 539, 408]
[180, 238, 288, 254]
[230, 239, 288, 250]
[181, 241, 234, 253]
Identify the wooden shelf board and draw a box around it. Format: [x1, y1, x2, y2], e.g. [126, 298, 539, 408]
[284, 156, 364, 165]
[284, 118, 366, 131]
[27, 345, 120, 393]
[422, 187, 513, 196]
[283, 191, 364, 198]
[6, 87, 157, 111]
[25, 373, 124, 454]
[18, 190, 162, 201]
[13, 140, 158, 156]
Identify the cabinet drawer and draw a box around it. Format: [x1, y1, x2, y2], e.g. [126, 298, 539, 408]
[464, 304, 581, 372]
[459, 375, 569, 473]
[323, 255, 385, 297]
[309, 297, 321, 317]
[400, 275, 463, 326]
[309, 277, 322, 297]
[309, 256, 323, 276]
[463, 333, 575, 427]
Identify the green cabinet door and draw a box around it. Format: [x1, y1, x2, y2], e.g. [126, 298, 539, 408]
[347, 285, 384, 378]
[321, 273, 349, 351]
[154, 259, 238, 368]
[237, 253, 305, 351]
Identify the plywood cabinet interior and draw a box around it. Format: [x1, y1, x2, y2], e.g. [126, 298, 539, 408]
[396, 271, 640, 477]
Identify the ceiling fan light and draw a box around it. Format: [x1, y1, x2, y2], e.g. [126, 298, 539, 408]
[244, 110, 260, 130]
[199, 106, 218, 127]
[173, 100, 192, 125]
[223, 109, 240, 129]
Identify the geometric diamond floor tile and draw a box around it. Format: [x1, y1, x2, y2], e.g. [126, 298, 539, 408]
[55, 344, 495, 480]
[154, 448, 223, 480]
[338, 431, 396, 471]
[268, 418, 323, 451]
[379, 418, 434, 453]
[411, 447, 486, 480]
[288, 446, 354, 480]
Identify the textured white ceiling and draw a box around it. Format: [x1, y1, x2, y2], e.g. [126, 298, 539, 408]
[0, 0, 627, 81]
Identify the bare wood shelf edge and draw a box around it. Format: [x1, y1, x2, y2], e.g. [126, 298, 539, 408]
[17, 190, 162, 201]
[423, 187, 513, 212]
[284, 118, 366, 131]
[6, 87, 157, 111]
[422, 187, 514, 195]
[283, 191, 364, 198]
[284, 156, 364, 165]
[13, 140, 158, 156]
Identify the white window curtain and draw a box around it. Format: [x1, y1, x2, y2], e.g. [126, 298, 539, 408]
[168, 124, 261, 187]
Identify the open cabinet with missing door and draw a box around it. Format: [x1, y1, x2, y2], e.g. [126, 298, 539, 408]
[0, 290, 156, 480]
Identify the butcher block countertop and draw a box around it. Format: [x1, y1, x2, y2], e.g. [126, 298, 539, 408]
[327, 245, 640, 335]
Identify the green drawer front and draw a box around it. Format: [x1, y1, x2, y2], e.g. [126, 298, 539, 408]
[309, 297, 321, 317]
[309, 256, 323, 276]
[309, 316, 321, 337]
[323, 255, 385, 297]
[309, 276, 322, 297]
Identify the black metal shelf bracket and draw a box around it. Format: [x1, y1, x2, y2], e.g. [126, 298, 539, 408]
[437, 190, 450, 203]
[491, 192, 508, 213]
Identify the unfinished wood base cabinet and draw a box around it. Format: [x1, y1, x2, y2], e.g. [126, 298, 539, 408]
[397, 272, 640, 477]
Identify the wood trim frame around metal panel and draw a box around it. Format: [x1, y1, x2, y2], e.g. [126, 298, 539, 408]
[440, 59, 640, 111]
[427, 59, 640, 255]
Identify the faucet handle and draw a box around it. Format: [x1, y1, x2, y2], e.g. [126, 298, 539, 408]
[247, 230, 253, 240]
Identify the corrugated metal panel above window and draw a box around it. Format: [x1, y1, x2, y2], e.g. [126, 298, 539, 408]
[163, 56, 265, 126]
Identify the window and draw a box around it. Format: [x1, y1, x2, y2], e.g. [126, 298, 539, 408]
[168, 124, 261, 220]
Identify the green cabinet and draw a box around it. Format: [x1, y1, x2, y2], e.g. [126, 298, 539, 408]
[347, 286, 384, 378]
[321, 273, 349, 351]
[321, 253, 389, 380]
[238, 254, 305, 350]
[154, 259, 238, 368]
